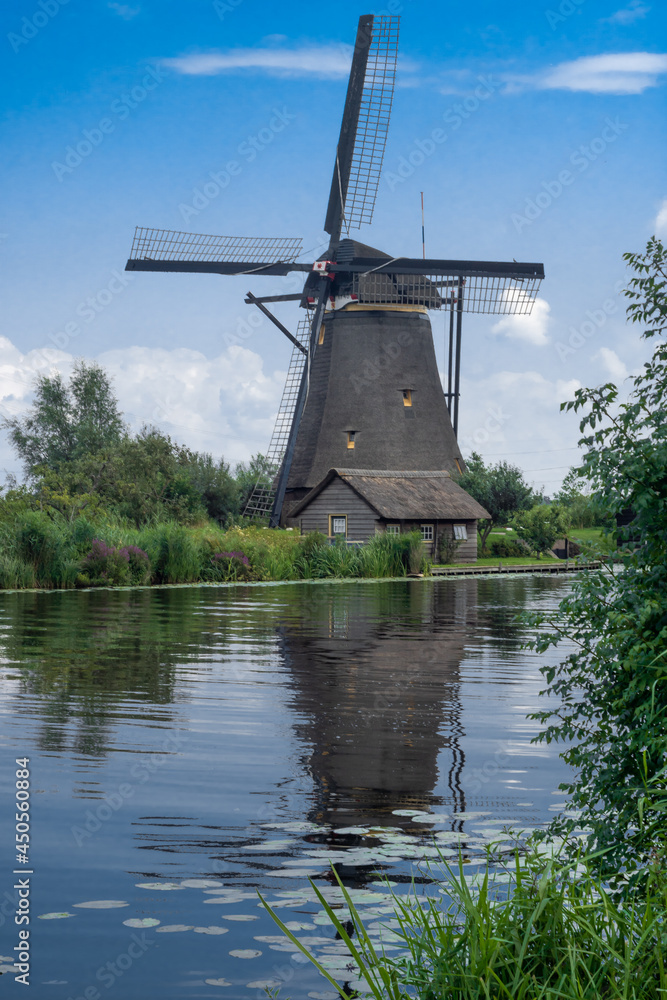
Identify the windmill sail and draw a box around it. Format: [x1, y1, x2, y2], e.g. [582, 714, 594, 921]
[324, 14, 399, 241]
[242, 313, 312, 520]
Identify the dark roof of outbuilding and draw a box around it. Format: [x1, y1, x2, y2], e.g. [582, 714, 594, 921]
[290, 469, 491, 521]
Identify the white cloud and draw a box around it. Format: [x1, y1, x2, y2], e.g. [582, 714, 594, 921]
[655, 197, 667, 237]
[595, 347, 630, 381]
[457, 369, 584, 491]
[491, 296, 551, 346]
[603, 2, 650, 25]
[538, 52, 667, 95]
[0, 336, 287, 478]
[108, 3, 140, 19]
[163, 44, 354, 80]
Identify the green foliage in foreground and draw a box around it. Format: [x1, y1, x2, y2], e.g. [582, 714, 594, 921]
[263, 852, 667, 1000]
[0, 515, 428, 590]
[526, 238, 667, 891]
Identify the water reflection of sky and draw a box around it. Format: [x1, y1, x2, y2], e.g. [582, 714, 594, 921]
[0, 577, 574, 999]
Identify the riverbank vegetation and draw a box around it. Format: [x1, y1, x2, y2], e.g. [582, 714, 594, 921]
[266, 850, 667, 1000]
[0, 517, 429, 590]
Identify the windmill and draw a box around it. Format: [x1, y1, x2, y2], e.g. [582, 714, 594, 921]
[126, 14, 544, 527]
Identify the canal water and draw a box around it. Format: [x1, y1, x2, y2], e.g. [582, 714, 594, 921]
[0, 576, 574, 999]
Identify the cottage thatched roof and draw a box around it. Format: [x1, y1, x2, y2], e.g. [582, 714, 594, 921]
[290, 469, 491, 521]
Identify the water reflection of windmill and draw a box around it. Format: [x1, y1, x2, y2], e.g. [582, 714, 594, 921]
[125, 14, 544, 526]
[279, 582, 475, 829]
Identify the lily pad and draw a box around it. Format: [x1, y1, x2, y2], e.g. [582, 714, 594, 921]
[308, 992, 340, 999]
[180, 879, 220, 888]
[283, 920, 316, 930]
[122, 918, 160, 928]
[73, 900, 129, 909]
[391, 808, 427, 816]
[229, 949, 262, 959]
[135, 882, 185, 891]
[411, 813, 451, 823]
[220, 914, 259, 922]
[271, 869, 321, 878]
[38, 912, 75, 920]
[193, 926, 229, 934]
[205, 978, 232, 987]
[155, 924, 193, 933]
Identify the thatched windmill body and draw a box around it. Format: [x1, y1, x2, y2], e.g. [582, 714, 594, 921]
[126, 15, 544, 525]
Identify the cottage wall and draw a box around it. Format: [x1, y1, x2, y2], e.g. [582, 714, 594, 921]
[436, 520, 478, 563]
[297, 479, 378, 540]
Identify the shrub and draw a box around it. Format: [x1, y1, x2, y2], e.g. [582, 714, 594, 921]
[78, 539, 130, 587]
[437, 531, 462, 564]
[122, 545, 151, 585]
[488, 536, 528, 558]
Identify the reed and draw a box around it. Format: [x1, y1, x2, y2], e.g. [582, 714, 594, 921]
[0, 514, 427, 589]
[262, 850, 667, 1000]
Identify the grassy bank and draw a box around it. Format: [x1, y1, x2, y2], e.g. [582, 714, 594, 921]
[0, 512, 430, 590]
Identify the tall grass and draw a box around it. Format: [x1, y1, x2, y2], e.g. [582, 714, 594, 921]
[263, 851, 667, 1000]
[0, 513, 429, 590]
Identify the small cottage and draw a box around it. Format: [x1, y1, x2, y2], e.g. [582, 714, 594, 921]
[287, 469, 491, 562]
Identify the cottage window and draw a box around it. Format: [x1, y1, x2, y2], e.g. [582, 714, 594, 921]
[347, 431, 355, 449]
[330, 515, 347, 536]
[402, 389, 412, 407]
[420, 524, 434, 542]
[386, 524, 400, 535]
[453, 524, 468, 541]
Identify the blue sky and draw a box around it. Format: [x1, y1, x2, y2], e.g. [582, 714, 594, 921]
[1, 0, 666, 491]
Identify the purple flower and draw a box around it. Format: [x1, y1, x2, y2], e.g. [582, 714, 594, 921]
[212, 551, 250, 567]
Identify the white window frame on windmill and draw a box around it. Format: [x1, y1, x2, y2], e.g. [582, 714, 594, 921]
[347, 431, 356, 450]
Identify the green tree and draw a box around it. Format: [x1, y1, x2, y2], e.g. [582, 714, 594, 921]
[2, 361, 124, 477]
[528, 237, 667, 891]
[180, 451, 239, 523]
[511, 503, 570, 556]
[457, 452, 538, 550]
[554, 468, 608, 529]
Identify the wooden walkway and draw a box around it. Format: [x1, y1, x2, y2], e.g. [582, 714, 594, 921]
[431, 560, 602, 578]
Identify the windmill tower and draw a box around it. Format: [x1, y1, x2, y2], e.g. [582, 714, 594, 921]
[126, 14, 544, 526]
